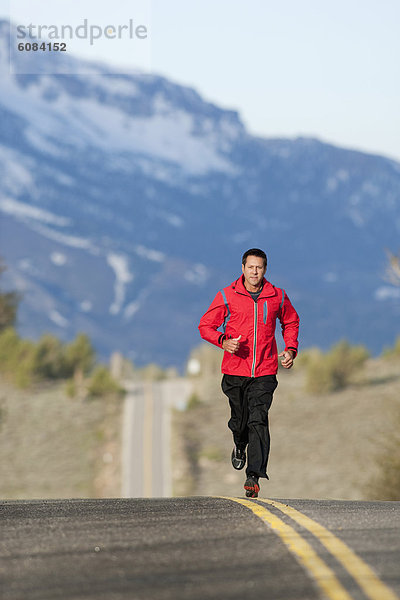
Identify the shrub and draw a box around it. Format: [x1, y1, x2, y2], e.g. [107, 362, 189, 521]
[186, 393, 202, 410]
[65, 379, 76, 398]
[305, 340, 369, 394]
[0, 328, 36, 387]
[293, 347, 320, 369]
[0, 260, 20, 331]
[32, 333, 70, 379]
[13, 339, 37, 388]
[372, 447, 400, 500]
[366, 403, 400, 500]
[138, 363, 166, 381]
[0, 327, 21, 372]
[64, 333, 95, 379]
[86, 365, 123, 398]
[381, 335, 400, 358]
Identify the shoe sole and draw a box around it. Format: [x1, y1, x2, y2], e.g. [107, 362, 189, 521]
[244, 483, 260, 498]
[232, 460, 246, 470]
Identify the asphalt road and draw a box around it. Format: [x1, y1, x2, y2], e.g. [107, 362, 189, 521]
[122, 379, 192, 498]
[122, 382, 169, 498]
[1, 497, 399, 600]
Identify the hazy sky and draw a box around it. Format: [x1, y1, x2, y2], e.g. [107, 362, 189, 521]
[2, 0, 400, 161]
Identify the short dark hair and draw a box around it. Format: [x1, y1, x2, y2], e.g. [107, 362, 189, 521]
[242, 248, 267, 268]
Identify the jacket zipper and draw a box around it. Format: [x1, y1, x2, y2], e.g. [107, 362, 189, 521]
[251, 301, 258, 377]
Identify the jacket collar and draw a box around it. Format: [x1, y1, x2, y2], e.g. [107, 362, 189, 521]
[232, 275, 276, 298]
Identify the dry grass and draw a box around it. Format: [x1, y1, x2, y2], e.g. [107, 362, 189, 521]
[1, 351, 398, 501]
[173, 355, 400, 500]
[0, 378, 123, 499]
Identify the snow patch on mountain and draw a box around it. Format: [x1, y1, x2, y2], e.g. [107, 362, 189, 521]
[0, 196, 71, 227]
[17, 258, 39, 277]
[124, 301, 141, 320]
[80, 300, 93, 312]
[362, 181, 380, 198]
[0, 146, 35, 194]
[374, 286, 400, 301]
[165, 214, 184, 228]
[28, 222, 96, 251]
[49, 309, 69, 327]
[123, 284, 153, 322]
[184, 263, 209, 285]
[24, 128, 64, 157]
[326, 169, 350, 193]
[134, 245, 165, 262]
[0, 56, 238, 175]
[107, 253, 134, 315]
[89, 76, 140, 97]
[59, 97, 237, 174]
[50, 252, 67, 266]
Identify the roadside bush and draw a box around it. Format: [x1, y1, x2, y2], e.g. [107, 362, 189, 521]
[12, 339, 37, 388]
[367, 402, 400, 500]
[86, 365, 123, 398]
[293, 347, 320, 369]
[372, 446, 400, 500]
[0, 328, 36, 388]
[186, 392, 202, 410]
[305, 340, 369, 394]
[65, 378, 77, 399]
[0, 327, 21, 372]
[64, 334, 96, 381]
[0, 260, 20, 331]
[381, 335, 400, 359]
[32, 333, 70, 379]
[0, 328, 100, 391]
[138, 363, 166, 381]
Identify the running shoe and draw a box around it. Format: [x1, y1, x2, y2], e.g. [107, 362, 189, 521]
[231, 445, 246, 470]
[244, 474, 260, 498]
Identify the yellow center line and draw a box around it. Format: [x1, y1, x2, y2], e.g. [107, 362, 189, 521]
[258, 498, 399, 600]
[142, 382, 153, 497]
[223, 496, 353, 600]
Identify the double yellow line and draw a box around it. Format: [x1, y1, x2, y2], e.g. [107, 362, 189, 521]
[224, 497, 399, 600]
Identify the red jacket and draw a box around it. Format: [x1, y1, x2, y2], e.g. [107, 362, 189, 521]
[198, 275, 299, 377]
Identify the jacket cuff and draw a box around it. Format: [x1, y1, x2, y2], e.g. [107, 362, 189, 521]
[286, 346, 297, 358]
[218, 334, 226, 347]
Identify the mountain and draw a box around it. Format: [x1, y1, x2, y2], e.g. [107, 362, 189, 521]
[1, 19, 399, 368]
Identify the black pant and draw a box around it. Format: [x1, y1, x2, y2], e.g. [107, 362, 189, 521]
[221, 374, 278, 479]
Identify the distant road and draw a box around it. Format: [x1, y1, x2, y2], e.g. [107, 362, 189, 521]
[122, 379, 193, 497]
[1, 497, 399, 600]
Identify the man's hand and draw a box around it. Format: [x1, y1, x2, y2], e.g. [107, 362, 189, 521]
[279, 350, 295, 369]
[222, 335, 241, 354]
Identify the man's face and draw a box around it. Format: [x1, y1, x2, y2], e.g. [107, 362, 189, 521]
[242, 255, 266, 290]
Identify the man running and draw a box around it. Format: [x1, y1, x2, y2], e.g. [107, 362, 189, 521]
[198, 248, 300, 497]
